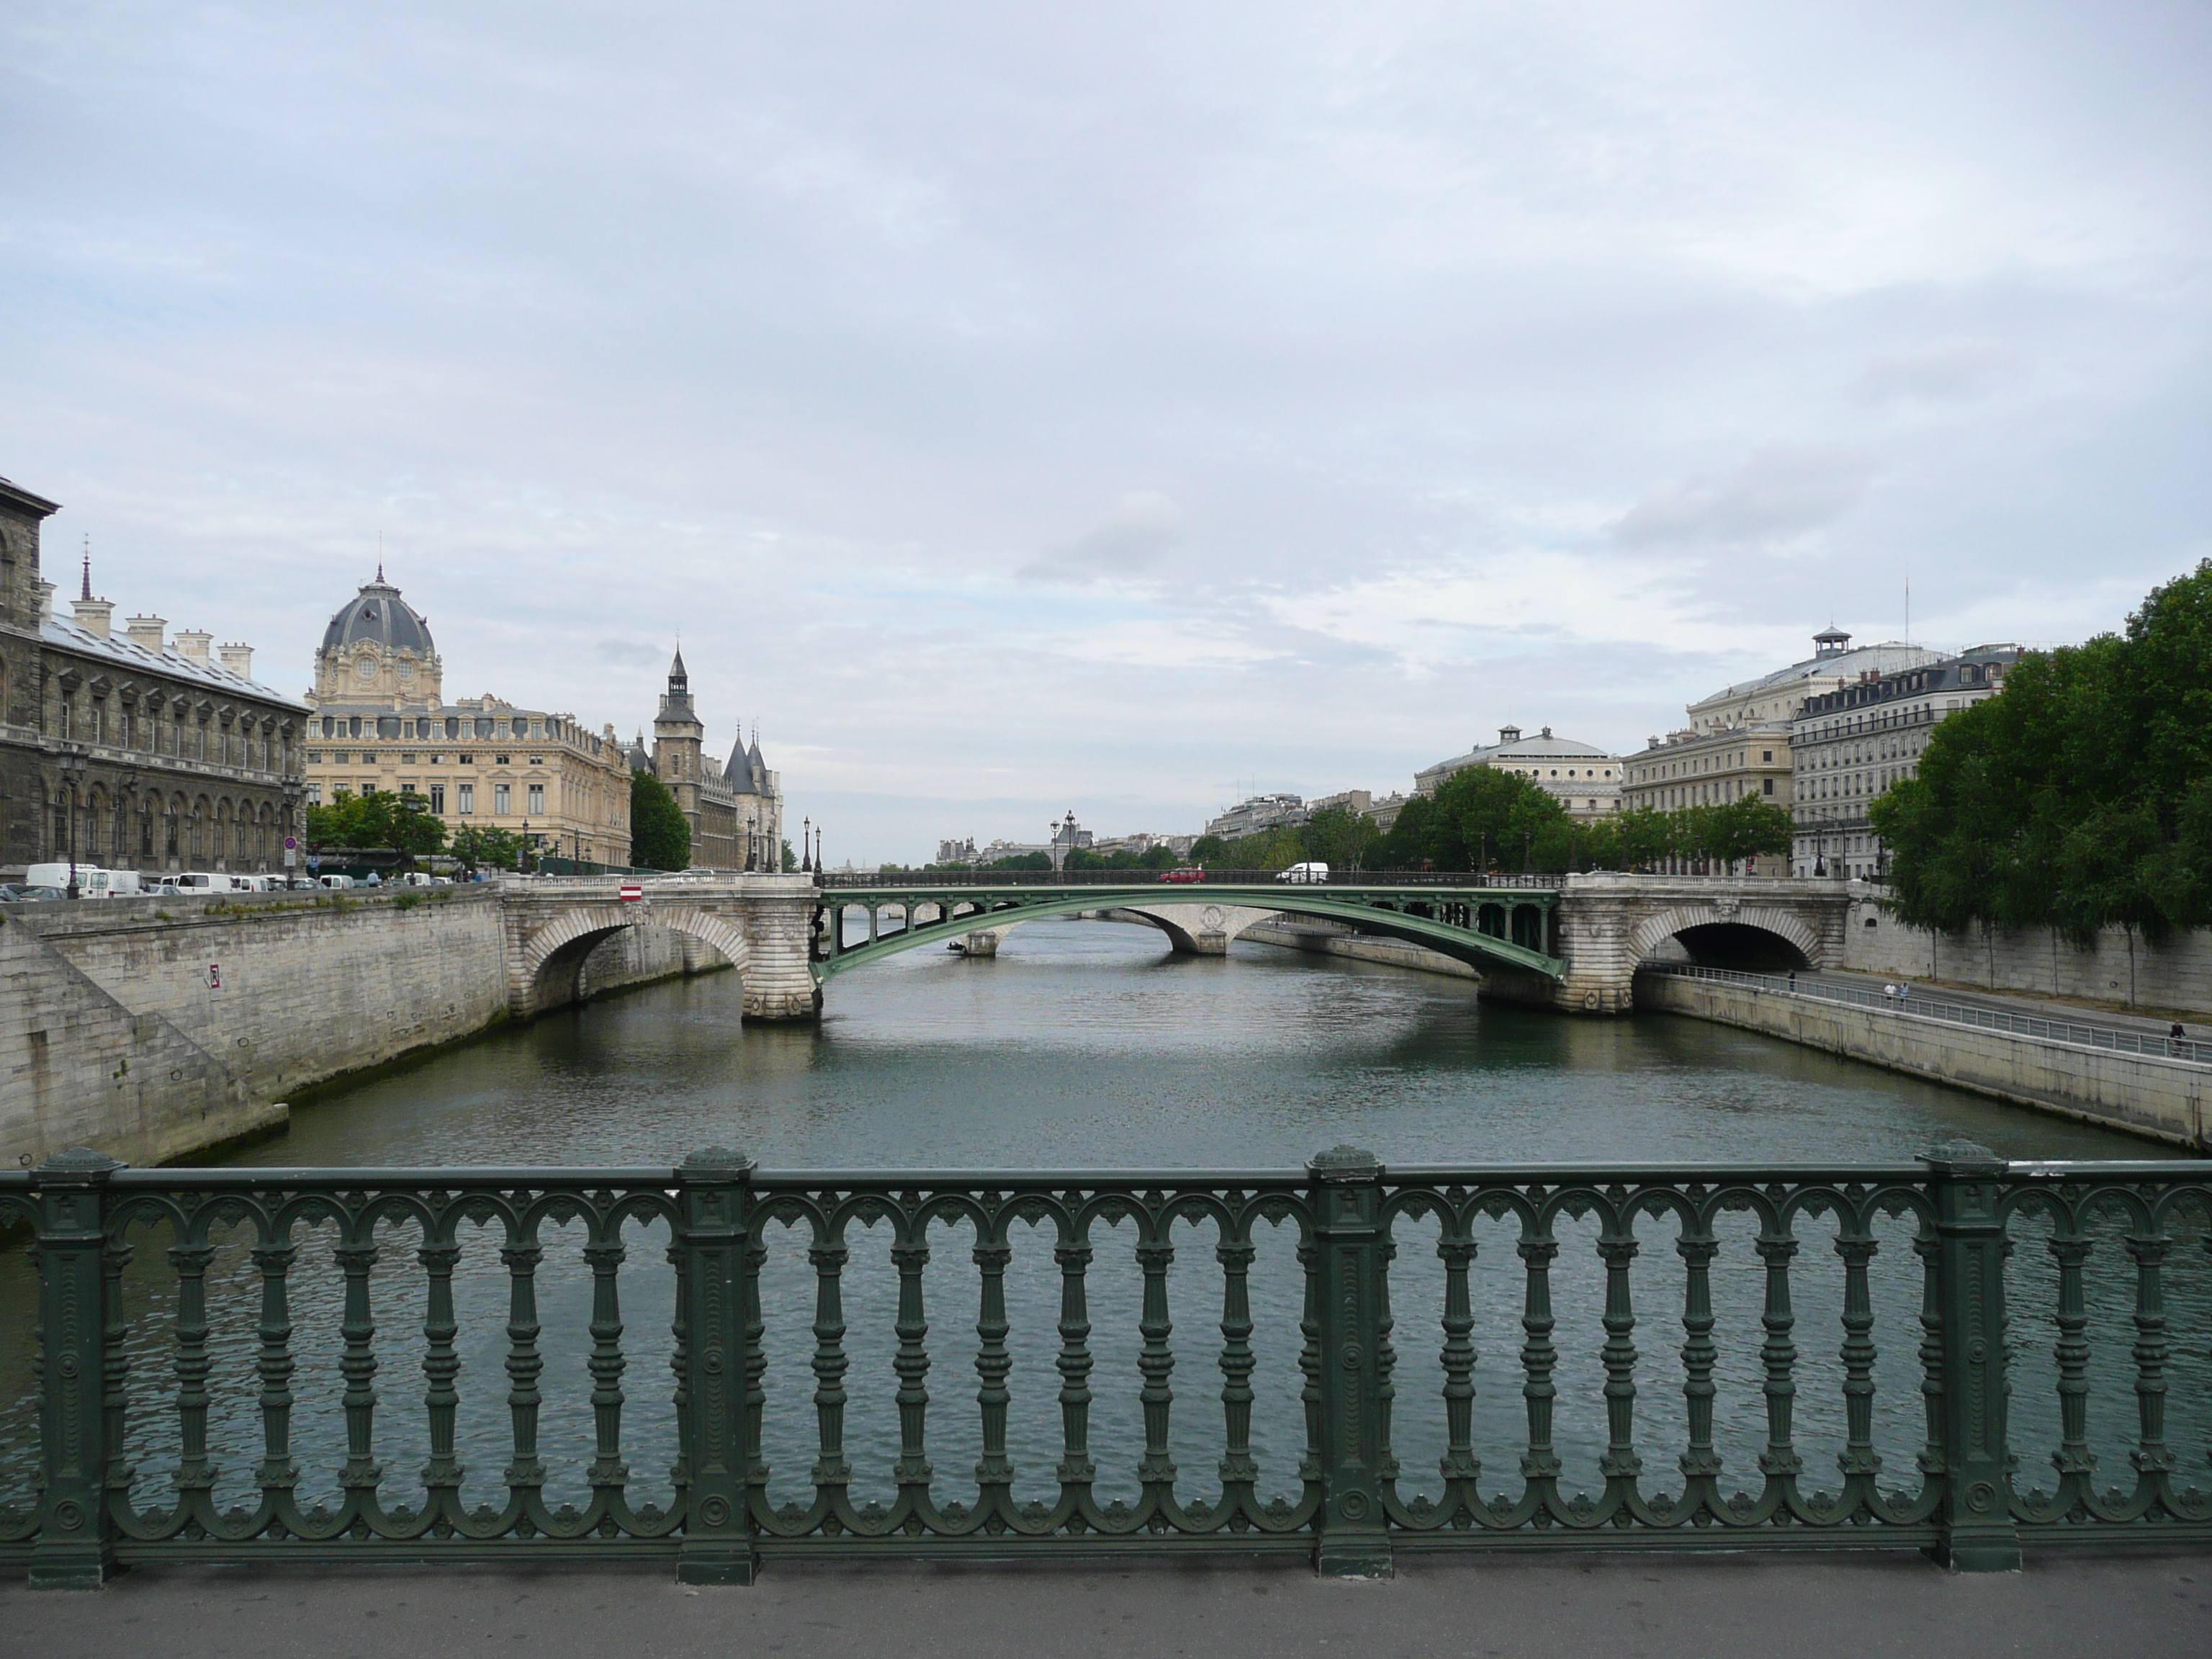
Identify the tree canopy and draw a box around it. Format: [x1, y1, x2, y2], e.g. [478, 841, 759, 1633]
[629, 770, 692, 871]
[306, 788, 446, 859]
[1871, 559, 2212, 943]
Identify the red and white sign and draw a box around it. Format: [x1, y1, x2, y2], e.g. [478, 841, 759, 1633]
[619, 884, 644, 904]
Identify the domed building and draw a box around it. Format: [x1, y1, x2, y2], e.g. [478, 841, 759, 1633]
[1415, 724, 1622, 821]
[303, 572, 634, 867]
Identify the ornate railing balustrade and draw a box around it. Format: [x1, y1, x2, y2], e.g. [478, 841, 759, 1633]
[1, 1144, 2206, 1588]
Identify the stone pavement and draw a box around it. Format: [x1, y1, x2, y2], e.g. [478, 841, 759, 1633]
[4, 1550, 2208, 1659]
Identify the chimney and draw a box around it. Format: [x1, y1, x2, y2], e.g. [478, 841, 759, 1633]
[125, 614, 166, 651]
[218, 642, 253, 678]
[37, 579, 57, 620]
[71, 594, 115, 638]
[173, 629, 213, 662]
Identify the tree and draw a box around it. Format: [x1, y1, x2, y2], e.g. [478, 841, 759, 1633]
[449, 825, 525, 875]
[1187, 834, 1231, 867]
[988, 851, 1053, 871]
[1873, 558, 2212, 942]
[1300, 806, 1380, 871]
[306, 788, 446, 862]
[630, 770, 691, 871]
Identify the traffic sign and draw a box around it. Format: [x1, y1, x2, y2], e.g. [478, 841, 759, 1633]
[283, 836, 298, 851]
[620, 884, 644, 904]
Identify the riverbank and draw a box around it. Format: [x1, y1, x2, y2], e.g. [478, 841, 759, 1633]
[1636, 967, 2209, 1149]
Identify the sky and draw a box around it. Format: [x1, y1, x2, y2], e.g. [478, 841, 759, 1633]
[4, 1, 2208, 863]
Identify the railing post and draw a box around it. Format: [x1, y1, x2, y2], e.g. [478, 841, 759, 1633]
[1923, 1140, 2020, 1572]
[29, 1147, 124, 1590]
[1308, 1144, 1391, 1578]
[675, 1146, 756, 1586]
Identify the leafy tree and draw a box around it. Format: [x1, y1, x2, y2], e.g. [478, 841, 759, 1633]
[988, 851, 1053, 871]
[630, 770, 691, 871]
[1299, 806, 1380, 871]
[306, 788, 447, 860]
[782, 837, 798, 871]
[1187, 834, 1231, 866]
[449, 825, 525, 875]
[1873, 559, 2212, 943]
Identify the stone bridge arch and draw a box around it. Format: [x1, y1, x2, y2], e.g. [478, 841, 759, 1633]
[511, 902, 752, 1017]
[1628, 902, 1824, 971]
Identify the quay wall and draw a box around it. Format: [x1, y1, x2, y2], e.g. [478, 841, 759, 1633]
[1637, 969, 2209, 1149]
[1238, 918, 1479, 980]
[1, 889, 714, 1167]
[1842, 897, 2212, 1015]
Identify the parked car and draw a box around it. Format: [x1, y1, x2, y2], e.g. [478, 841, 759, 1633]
[1157, 867, 1208, 884]
[1276, 862, 1331, 884]
[1, 884, 67, 902]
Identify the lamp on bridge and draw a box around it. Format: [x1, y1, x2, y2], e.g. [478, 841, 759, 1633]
[801, 817, 812, 873]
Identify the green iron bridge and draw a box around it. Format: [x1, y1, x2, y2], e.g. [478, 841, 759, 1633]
[809, 870, 1568, 981]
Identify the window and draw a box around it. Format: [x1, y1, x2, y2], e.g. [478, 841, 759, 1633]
[429, 783, 446, 814]
[495, 783, 511, 814]
[307, 783, 323, 806]
[1763, 778, 1774, 796]
[529, 754, 544, 765]
[1763, 750, 1773, 763]
[458, 783, 475, 814]
[494, 753, 511, 766]
[458, 752, 474, 765]
[401, 752, 416, 765]
[307, 751, 322, 765]
[528, 783, 545, 814]
[429, 753, 442, 765]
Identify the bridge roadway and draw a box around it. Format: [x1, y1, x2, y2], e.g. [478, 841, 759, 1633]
[498, 871, 1854, 1019]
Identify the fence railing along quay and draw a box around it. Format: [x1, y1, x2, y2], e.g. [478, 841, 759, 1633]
[2, 1145, 2207, 1588]
[1642, 961, 2212, 1066]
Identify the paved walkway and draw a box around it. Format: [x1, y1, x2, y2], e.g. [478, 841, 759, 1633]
[1816, 968, 2202, 1041]
[4, 1552, 2208, 1659]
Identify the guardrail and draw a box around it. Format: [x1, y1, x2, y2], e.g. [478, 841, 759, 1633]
[817, 869, 1570, 891]
[1640, 961, 2212, 1066]
[4, 1143, 2206, 1586]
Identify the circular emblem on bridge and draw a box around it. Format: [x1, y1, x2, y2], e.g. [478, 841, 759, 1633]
[1202, 905, 1225, 930]
[697, 1496, 733, 1527]
[1964, 1480, 1997, 1514]
[1339, 1492, 1370, 1521]
[52, 1501, 84, 1531]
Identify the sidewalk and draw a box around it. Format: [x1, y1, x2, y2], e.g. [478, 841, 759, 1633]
[1817, 968, 2202, 1040]
[4, 1551, 2207, 1659]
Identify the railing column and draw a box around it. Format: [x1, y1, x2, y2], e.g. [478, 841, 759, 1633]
[29, 1148, 124, 1590]
[1308, 1144, 1391, 1578]
[1923, 1140, 2021, 1572]
[675, 1146, 756, 1585]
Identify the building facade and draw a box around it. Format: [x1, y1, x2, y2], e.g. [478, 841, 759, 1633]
[1413, 725, 1621, 822]
[1682, 627, 1941, 736]
[630, 650, 783, 870]
[1790, 644, 2023, 880]
[1, 477, 308, 881]
[302, 574, 634, 866]
[1619, 722, 1795, 873]
[1204, 793, 1308, 840]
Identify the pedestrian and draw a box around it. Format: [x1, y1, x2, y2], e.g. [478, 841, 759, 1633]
[1883, 982, 1896, 1002]
[2173, 1021, 2188, 1045]
[1787, 970, 1797, 991]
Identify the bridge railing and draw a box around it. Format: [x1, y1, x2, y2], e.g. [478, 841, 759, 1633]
[5, 1143, 2207, 1584]
[1641, 961, 2212, 1066]
[817, 869, 1568, 891]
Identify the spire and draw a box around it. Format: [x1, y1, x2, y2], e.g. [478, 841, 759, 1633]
[81, 536, 91, 601]
[376, 561, 385, 583]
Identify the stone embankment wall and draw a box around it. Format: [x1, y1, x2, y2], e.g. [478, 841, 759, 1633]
[1842, 896, 2212, 1015]
[1, 889, 714, 1168]
[1637, 969, 2209, 1149]
[1239, 918, 1479, 979]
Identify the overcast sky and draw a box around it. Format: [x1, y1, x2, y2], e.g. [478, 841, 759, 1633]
[5, 1, 2208, 862]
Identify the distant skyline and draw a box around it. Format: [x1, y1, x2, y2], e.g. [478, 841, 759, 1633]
[6, 1, 2207, 863]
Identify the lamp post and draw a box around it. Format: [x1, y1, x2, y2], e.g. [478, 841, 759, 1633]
[801, 817, 812, 874]
[814, 824, 822, 873]
[59, 751, 88, 899]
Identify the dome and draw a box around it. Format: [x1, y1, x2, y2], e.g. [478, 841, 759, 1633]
[321, 570, 434, 657]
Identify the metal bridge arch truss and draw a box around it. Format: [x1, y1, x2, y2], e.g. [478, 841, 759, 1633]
[808, 882, 1566, 981]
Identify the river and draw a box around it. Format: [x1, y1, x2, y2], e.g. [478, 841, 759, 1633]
[3, 922, 2201, 1532]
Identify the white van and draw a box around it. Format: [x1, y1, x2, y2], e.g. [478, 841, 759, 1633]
[1275, 862, 1331, 884]
[24, 863, 141, 896]
[318, 873, 355, 890]
[173, 872, 246, 894]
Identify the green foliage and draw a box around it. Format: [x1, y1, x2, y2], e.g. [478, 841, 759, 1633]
[1187, 834, 1231, 866]
[629, 770, 692, 871]
[1367, 767, 1573, 871]
[1300, 806, 1380, 871]
[392, 890, 423, 912]
[1872, 559, 2212, 943]
[1066, 845, 1183, 871]
[305, 788, 447, 860]
[782, 838, 798, 871]
[449, 825, 526, 874]
[987, 851, 1053, 871]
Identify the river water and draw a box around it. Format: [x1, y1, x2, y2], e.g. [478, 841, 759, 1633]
[3, 922, 2203, 1530]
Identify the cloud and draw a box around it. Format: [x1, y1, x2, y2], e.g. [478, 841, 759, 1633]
[1856, 343, 2016, 403]
[1611, 445, 1874, 547]
[594, 638, 667, 667]
[1019, 492, 1186, 585]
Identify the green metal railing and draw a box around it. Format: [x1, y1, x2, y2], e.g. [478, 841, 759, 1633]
[1, 1143, 2206, 1586]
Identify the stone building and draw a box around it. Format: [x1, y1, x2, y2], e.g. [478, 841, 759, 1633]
[1414, 726, 1621, 821]
[1, 476, 308, 881]
[1790, 644, 2023, 880]
[302, 573, 633, 866]
[629, 649, 784, 870]
[1204, 793, 1308, 839]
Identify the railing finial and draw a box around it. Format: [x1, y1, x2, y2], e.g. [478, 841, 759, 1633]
[1920, 1139, 2005, 1176]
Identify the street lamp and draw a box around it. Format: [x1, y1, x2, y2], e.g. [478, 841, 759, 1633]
[801, 817, 812, 873]
[59, 751, 89, 899]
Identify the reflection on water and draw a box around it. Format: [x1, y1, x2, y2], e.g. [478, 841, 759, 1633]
[3, 920, 2200, 1530]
